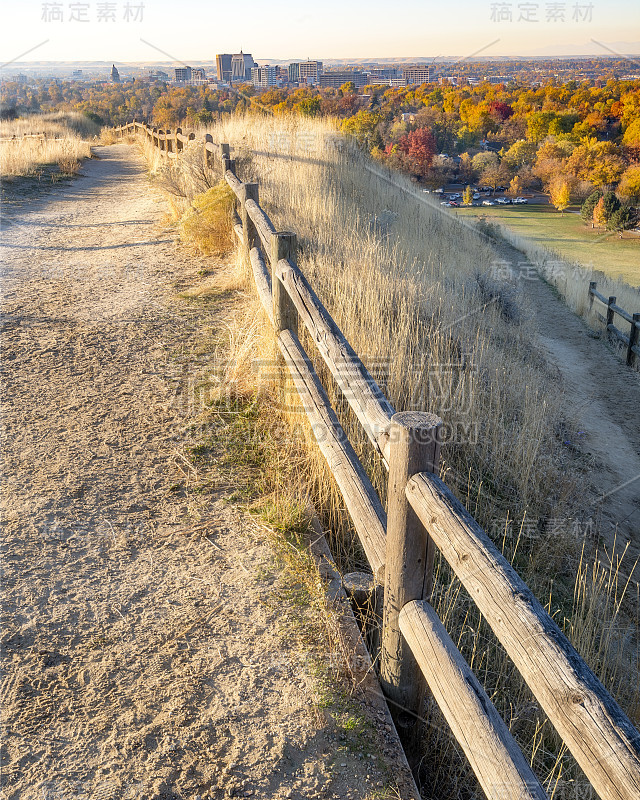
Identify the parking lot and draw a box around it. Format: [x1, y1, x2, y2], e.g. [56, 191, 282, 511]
[425, 184, 551, 209]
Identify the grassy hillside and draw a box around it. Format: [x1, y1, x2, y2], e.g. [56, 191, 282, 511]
[0, 112, 99, 178]
[459, 203, 640, 287]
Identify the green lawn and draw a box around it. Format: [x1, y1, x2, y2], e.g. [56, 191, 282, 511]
[457, 203, 640, 287]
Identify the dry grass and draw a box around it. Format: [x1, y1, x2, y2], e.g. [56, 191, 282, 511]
[0, 113, 96, 178]
[138, 115, 639, 800]
[179, 182, 236, 257]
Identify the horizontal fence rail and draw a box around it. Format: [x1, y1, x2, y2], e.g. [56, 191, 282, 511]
[116, 121, 640, 800]
[589, 282, 640, 368]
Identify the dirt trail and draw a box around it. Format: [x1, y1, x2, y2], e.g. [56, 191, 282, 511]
[495, 238, 640, 567]
[0, 145, 418, 800]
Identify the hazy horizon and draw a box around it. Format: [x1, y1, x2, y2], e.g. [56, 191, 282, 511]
[2, 0, 639, 68]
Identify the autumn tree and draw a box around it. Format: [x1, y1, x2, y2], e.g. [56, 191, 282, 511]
[549, 178, 571, 213]
[462, 186, 473, 205]
[592, 192, 621, 227]
[479, 160, 511, 193]
[502, 139, 537, 171]
[341, 110, 381, 149]
[396, 127, 437, 176]
[507, 176, 522, 197]
[617, 165, 640, 203]
[566, 139, 626, 189]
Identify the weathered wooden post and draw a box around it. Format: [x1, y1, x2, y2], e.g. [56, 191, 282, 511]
[588, 281, 596, 312]
[607, 296, 616, 331]
[271, 232, 299, 339]
[628, 314, 640, 368]
[220, 143, 232, 175]
[380, 411, 442, 727]
[175, 127, 182, 154]
[239, 182, 259, 278]
[204, 133, 213, 168]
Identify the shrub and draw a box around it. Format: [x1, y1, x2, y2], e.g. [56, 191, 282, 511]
[179, 182, 235, 256]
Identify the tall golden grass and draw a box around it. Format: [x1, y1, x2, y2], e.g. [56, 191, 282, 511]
[0, 113, 98, 178]
[139, 115, 638, 799]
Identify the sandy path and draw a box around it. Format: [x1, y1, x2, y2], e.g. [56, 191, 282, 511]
[495, 239, 640, 565]
[0, 145, 417, 800]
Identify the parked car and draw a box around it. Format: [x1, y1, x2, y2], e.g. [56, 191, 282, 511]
[496, 197, 512, 204]
[482, 199, 496, 206]
[472, 193, 480, 200]
[440, 201, 451, 205]
[513, 197, 529, 204]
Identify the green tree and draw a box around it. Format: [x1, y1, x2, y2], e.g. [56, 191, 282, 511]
[296, 97, 321, 117]
[580, 191, 602, 225]
[593, 192, 621, 227]
[341, 109, 381, 148]
[608, 205, 636, 237]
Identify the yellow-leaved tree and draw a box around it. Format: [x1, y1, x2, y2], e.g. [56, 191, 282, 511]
[549, 179, 571, 213]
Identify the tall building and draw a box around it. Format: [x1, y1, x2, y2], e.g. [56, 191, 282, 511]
[175, 66, 192, 82]
[318, 71, 367, 89]
[111, 64, 120, 83]
[403, 66, 431, 85]
[288, 62, 300, 83]
[216, 54, 233, 82]
[231, 51, 256, 82]
[251, 65, 277, 88]
[298, 60, 323, 85]
[367, 67, 401, 80]
[191, 67, 206, 81]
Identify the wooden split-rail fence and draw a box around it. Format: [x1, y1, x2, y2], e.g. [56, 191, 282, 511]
[0, 132, 62, 142]
[116, 121, 640, 800]
[589, 282, 640, 368]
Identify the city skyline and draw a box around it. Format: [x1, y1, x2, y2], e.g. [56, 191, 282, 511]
[2, 0, 639, 67]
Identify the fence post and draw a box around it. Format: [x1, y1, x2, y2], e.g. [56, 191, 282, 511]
[220, 143, 232, 175]
[607, 296, 616, 327]
[239, 182, 259, 277]
[628, 314, 640, 368]
[204, 134, 213, 168]
[175, 127, 182, 154]
[589, 281, 596, 312]
[271, 232, 299, 339]
[380, 411, 442, 727]
[606, 296, 616, 333]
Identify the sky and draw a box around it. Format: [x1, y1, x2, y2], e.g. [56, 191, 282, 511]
[1, 0, 639, 68]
